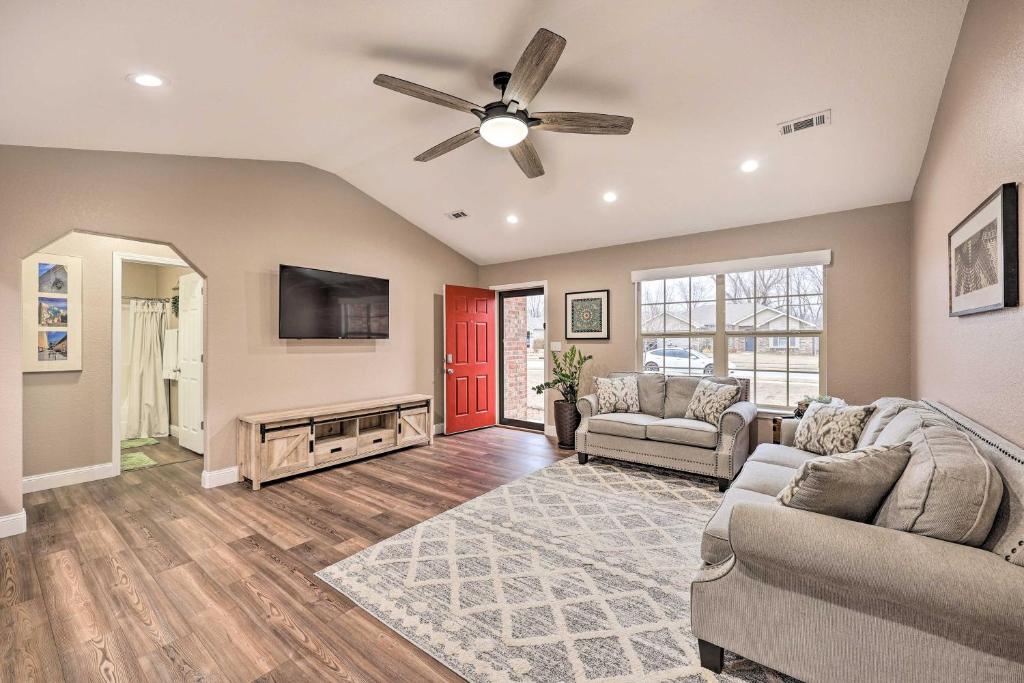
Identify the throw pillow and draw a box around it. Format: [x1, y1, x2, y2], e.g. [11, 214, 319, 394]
[777, 442, 912, 522]
[874, 424, 1004, 546]
[794, 402, 876, 455]
[595, 375, 640, 414]
[856, 397, 918, 449]
[873, 407, 954, 448]
[684, 378, 741, 425]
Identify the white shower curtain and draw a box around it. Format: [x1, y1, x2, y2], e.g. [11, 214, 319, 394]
[123, 299, 169, 439]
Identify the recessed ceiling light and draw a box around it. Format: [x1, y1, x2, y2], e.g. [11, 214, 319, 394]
[740, 159, 759, 173]
[129, 73, 164, 87]
[603, 191, 618, 203]
[505, 214, 519, 225]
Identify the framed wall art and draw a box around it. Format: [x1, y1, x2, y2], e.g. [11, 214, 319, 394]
[22, 252, 82, 372]
[565, 289, 609, 340]
[948, 183, 1018, 316]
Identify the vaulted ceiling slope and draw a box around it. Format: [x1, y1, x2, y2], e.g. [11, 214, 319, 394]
[0, 1, 966, 264]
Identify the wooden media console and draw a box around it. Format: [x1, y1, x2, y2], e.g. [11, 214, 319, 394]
[237, 393, 433, 490]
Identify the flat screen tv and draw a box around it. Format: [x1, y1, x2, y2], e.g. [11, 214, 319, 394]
[279, 265, 389, 339]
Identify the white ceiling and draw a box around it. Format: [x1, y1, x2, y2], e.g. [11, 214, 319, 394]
[0, 1, 966, 265]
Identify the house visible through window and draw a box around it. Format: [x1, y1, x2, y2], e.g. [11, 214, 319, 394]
[638, 263, 824, 408]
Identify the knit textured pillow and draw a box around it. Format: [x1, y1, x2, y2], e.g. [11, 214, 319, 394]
[683, 379, 741, 425]
[778, 442, 912, 522]
[794, 402, 876, 455]
[595, 375, 640, 414]
[874, 424, 1004, 546]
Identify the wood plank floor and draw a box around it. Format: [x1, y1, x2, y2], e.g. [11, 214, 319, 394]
[124, 436, 202, 469]
[1, 427, 565, 682]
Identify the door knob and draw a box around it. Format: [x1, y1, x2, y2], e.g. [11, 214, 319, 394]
[446, 368, 455, 375]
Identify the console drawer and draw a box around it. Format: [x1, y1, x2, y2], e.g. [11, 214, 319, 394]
[358, 427, 396, 452]
[314, 436, 358, 464]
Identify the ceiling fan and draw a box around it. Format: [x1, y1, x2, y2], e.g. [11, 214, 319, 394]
[373, 28, 633, 179]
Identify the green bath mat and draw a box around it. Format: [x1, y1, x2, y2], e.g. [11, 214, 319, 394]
[121, 437, 159, 449]
[121, 451, 158, 471]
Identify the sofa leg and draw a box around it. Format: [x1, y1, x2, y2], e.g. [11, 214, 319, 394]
[717, 478, 730, 493]
[698, 639, 723, 673]
[577, 452, 589, 464]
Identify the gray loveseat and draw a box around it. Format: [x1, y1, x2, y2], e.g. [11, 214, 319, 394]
[691, 398, 1024, 681]
[575, 373, 757, 491]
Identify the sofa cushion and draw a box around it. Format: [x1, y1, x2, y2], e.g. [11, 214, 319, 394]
[587, 412, 660, 439]
[609, 371, 667, 417]
[663, 376, 701, 418]
[874, 424, 1004, 546]
[685, 378, 741, 426]
[794, 402, 876, 455]
[701, 488, 778, 564]
[646, 418, 718, 448]
[637, 373, 667, 417]
[732, 460, 800, 497]
[856, 398, 918, 448]
[749, 443, 818, 470]
[874, 407, 954, 447]
[595, 375, 640, 414]
[777, 442, 912, 522]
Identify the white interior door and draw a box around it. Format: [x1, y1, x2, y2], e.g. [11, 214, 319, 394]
[177, 273, 204, 453]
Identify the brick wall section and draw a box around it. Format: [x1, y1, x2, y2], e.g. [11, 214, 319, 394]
[503, 297, 528, 421]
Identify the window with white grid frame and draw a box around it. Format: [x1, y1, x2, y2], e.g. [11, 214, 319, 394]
[724, 266, 823, 408]
[639, 275, 718, 378]
[637, 265, 824, 408]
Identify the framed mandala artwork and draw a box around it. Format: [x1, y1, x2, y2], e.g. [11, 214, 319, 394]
[948, 183, 1018, 316]
[565, 289, 609, 340]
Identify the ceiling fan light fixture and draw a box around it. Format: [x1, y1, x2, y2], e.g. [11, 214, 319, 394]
[479, 115, 529, 148]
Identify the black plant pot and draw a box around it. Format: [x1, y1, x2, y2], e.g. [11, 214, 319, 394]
[553, 400, 581, 450]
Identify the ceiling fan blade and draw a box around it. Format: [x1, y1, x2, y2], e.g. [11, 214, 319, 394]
[503, 29, 566, 108]
[373, 74, 481, 114]
[509, 138, 544, 179]
[533, 112, 634, 135]
[414, 128, 480, 162]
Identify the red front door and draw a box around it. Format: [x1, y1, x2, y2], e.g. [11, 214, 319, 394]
[444, 285, 496, 434]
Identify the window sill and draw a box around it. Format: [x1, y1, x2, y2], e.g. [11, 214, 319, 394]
[755, 407, 795, 419]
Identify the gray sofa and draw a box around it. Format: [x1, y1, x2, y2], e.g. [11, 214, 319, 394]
[575, 373, 757, 491]
[691, 398, 1024, 681]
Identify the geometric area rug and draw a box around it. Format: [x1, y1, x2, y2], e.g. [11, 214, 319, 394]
[316, 457, 795, 682]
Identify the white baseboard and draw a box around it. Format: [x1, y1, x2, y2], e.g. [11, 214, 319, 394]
[23, 462, 116, 493]
[202, 466, 239, 489]
[544, 424, 557, 437]
[0, 509, 27, 538]
[170, 424, 180, 438]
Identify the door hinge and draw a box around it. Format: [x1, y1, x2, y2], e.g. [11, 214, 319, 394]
[200, 353, 204, 363]
[200, 420, 205, 430]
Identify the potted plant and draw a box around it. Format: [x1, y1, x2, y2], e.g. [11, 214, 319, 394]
[794, 394, 843, 418]
[532, 345, 593, 449]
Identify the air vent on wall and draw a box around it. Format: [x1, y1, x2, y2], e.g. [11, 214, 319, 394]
[446, 210, 470, 220]
[778, 109, 831, 136]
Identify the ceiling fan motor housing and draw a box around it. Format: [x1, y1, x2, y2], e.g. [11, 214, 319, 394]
[474, 101, 538, 127]
[492, 71, 512, 93]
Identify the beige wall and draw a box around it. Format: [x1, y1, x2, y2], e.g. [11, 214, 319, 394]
[0, 145, 477, 515]
[23, 234, 180, 477]
[910, 0, 1023, 447]
[480, 202, 913, 434]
